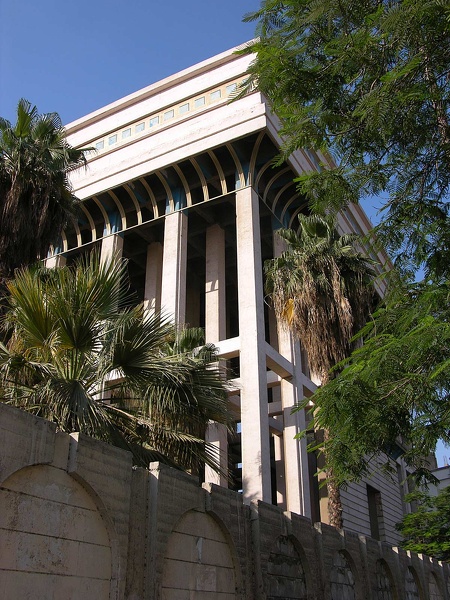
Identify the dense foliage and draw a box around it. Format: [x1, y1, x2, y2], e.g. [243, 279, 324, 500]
[312, 281, 450, 483]
[0, 254, 230, 475]
[244, 0, 450, 482]
[244, 0, 450, 277]
[397, 486, 450, 561]
[0, 99, 87, 279]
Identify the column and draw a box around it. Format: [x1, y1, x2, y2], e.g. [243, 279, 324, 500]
[273, 430, 286, 508]
[99, 233, 124, 402]
[45, 254, 66, 268]
[204, 224, 228, 487]
[100, 233, 123, 264]
[205, 224, 226, 342]
[273, 234, 311, 517]
[144, 242, 163, 318]
[236, 187, 272, 504]
[161, 211, 187, 325]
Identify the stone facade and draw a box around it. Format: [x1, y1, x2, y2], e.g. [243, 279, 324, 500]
[0, 403, 448, 600]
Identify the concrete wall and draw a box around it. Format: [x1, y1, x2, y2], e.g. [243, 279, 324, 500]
[0, 403, 448, 600]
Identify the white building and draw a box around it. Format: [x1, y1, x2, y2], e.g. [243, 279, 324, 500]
[52, 45, 412, 544]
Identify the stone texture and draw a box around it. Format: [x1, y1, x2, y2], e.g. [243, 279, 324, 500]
[0, 464, 111, 600]
[0, 404, 449, 600]
[0, 403, 56, 484]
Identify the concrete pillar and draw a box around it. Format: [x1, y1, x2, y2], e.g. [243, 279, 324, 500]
[236, 187, 271, 504]
[205, 224, 226, 343]
[204, 422, 228, 488]
[161, 211, 187, 325]
[273, 431, 286, 508]
[273, 234, 312, 518]
[100, 233, 123, 264]
[204, 224, 228, 487]
[99, 233, 124, 403]
[144, 242, 163, 317]
[45, 254, 66, 268]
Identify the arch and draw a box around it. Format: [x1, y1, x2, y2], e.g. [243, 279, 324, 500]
[207, 150, 228, 195]
[289, 206, 307, 229]
[59, 230, 68, 253]
[207, 150, 227, 195]
[248, 131, 265, 187]
[330, 550, 357, 600]
[122, 184, 142, 225]
[373, 559, 397, 600]
[161, 509, 237, 599]
[190, 157, 209, 202]
[255, 158, 276, 190]
[280, 193, 307, 227]
[405, 566, 423, 600]
[429, 572, 444, 600]
[107, 189, 129, 229]
[0, 464, 114, 599]
[155, 172, 174, 213]
[138, 177, 159, 218]
[271, 180, 296, 214]
[265, 534, 308, 600]
[173, 164, 192, 207]
[262, 167, 291, 206]
[79, 203, 97, 242]
[92, 196, 111, 235]
[226, 143, 245, 189]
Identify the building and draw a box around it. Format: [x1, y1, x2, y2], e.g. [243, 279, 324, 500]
[430, 465, 450, 496]
[49, 45, 412, 544]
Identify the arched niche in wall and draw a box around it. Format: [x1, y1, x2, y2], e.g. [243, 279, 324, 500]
[373, 559, 397, 600]
[161, 509, 238, 599]
[429, 572, 444, 600]
[265, 535, 308, 600]
[330, 550, 357, 600]
[405, 566, 423, 600]
[0, 464, 113, 599]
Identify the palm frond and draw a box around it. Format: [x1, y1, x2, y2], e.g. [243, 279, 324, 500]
[0, 253, 230, 476]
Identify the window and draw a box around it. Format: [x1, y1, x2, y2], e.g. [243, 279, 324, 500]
[108, 134, 117, 145]
[163, 110, 174, 121]
[194, 96, 205, 108]
[226, 83, 237, 95]
[95, 140, 104, 150]
[122, 128, 131, 139]
[149, 116, 159, 127]
[135, 122, 145, 133]
[210, 90, 221, 101]
[179, 103, 190, 114]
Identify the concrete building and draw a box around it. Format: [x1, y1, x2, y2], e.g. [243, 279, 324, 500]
[49, 45, 412, 543]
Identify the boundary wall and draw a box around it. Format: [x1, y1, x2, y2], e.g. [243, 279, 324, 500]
[0, 403, 448, 600]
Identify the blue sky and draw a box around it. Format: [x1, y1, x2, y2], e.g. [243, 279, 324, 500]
[1, 0, 447, 468]
[0, 0, 258, 124]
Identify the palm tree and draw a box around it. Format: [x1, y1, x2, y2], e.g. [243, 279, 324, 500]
[0, 253, 230, 476]
[265, 213, 375, 528]
[0, 99, 87, 279]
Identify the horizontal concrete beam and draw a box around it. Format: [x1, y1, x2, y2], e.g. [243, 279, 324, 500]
[216, 337, 240, 360]
[268, 401, 282, 417]
[265, 342, 294, 378]
[269, 416, 283, 435]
